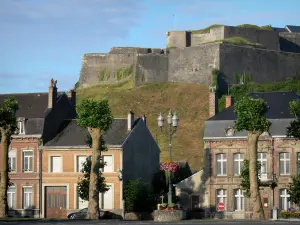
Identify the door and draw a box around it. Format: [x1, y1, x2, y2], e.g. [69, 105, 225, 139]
[102, 185, 113, 209]
[45, 186, 67, 218]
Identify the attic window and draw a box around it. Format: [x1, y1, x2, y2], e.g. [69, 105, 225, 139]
[225, 127, 235, 137]
[17, 118, 26, 135]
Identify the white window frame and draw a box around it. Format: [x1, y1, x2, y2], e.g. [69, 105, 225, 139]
[8, 150, 16, 172]
[102, 155, 114, 173]
[216, 189, 227, 210]
[233, 153, 244, 176]
[279, 152, 290, 175]
[76, 156, 87, 173]
[23, 186, 33, 209]
[50, 156, 62, 173]
[7, 186, 16, 209]
[280, 189, 290, 211]
[17, 118, 26, 135]
[257, 152, 267, 179]
[234, 189, 245, 211]
[216, 153, 227, 176]
[22, 150, 33, 172]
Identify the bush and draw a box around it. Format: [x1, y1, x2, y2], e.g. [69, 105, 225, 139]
[280, 210, 300, 219]
[124, 179, 155, 213]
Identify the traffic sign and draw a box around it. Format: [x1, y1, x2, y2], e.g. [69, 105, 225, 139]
[217, 202, 225, 211]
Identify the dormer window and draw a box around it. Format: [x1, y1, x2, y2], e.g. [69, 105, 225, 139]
[17, 117, 26, 135]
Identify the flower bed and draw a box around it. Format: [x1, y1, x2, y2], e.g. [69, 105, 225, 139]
[158, 203, 183, 211]
[280, 210, 300, 219]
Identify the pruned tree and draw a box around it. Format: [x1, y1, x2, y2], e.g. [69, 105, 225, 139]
[234, 96, 271, 220]
[77, 137, 109, 201]
[240, 159, 261, 198]
[76, 99, 113, 219]
[288, 174, 300, 206]
[0, 97, 19, 218]
[286, 99, 300, 139]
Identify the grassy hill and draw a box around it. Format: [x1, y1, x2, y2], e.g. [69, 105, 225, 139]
[76, 80, 209, 170]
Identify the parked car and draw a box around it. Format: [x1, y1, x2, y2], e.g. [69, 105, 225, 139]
[67, 208, 105, 219]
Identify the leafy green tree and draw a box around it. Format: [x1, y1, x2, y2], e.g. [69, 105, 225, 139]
[76, 99, 113, 219]
[234, 96, 271, 220]
[288, 174, 300, 206]
[0, 97, 19, 218]
[240, 160, 261, 197]
[286, 99, 300, 139]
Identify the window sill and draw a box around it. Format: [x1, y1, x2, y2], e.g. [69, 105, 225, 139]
[216, 175, 227, 177]
[23, 171, 34, 173]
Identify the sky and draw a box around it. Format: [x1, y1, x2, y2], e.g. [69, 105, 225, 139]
[1, 0, 300, 94]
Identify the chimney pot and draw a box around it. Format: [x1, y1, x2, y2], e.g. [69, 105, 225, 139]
[127, 111, 135, 131]
[142, 114, 147, 125]
[48, 78, 58, 109]
[209, 90, 218, 118]
[225, 96, 232, 108]
[67, 89, 76, 108]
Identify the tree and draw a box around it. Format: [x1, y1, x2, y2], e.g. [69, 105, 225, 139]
[234, 96, 271, 220]
[240, 160, 261, 198]
[286, 99, 300, 139]
[0, 97, 19, 218]
[288, 174, 300, 206]
[76, 99, 113, 219]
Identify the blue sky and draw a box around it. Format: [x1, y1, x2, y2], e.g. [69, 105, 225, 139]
[1, 0, 299, 94]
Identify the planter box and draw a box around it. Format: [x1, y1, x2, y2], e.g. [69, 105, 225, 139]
[153, 210, 186, 222]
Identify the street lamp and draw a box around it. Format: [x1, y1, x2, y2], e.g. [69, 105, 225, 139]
[157, 110, 179, 204]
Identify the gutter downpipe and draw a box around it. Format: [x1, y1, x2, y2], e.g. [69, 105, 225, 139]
[38, 143, 43, 218]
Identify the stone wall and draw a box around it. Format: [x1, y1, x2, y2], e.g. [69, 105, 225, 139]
[168, 43, 220, 85]
[167, 31, 191, 49]
[191, 27, 224, 47]
[279, 33, 300, 53]
[223, 26, 280, 51]
[135, 54, 168, 86]
[219, 43, 300, 86]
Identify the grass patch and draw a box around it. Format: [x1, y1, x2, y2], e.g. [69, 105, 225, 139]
[77, 82, 209, 170]
[190, 24, 223, 34]
[236, 24, 273, 30]
[216, 37, 264, 47]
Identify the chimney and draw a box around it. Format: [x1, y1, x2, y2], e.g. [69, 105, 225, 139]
[67, 89, 76, 108]
[48, 78, 57, 109]
[127, 111, 134, 131]
[142, 114, 147, 125]
[225, 95, 232, 108]
[209, 89, 218, 118]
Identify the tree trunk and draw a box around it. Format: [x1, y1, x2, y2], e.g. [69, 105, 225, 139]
[86, 127, 102, 220]
[0, 129, 9, 218]
[248, 131, 265, 220]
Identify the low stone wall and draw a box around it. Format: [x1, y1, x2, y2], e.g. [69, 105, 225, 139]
[153, 210, 186, 222]
[124, 212, 154, 220]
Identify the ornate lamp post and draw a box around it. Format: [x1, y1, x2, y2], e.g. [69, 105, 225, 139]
[157, 110, 179, 204]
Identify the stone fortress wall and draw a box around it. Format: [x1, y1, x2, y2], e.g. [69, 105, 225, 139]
[79, 25, 300, 91]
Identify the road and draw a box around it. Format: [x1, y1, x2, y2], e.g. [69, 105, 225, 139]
[0, 219, 299, 225]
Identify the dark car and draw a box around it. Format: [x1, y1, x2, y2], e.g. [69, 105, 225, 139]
[67, 208, 105, 219]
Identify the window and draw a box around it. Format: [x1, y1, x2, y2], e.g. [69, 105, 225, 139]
[22, 150, 33, 172]
[8, 150, 16, 172]
[50, 156, 62, 173]
[77, 186, 88, 209]
[17, 118, 25, 135]
[234, 189, 245, 211]
[23, 187, 33, 209]
[279, 153, 290, 175]
[279, 189, 290, 211]
[297, 153, 300, 174]
[257, 152, 267, 179]
[76, 156, 87, 172]
[216, 154, 227, 176]
[7, 186, 16, 209]
[102, 155, 113, 172]
[216, 189, 227, 210]
[233, 153, 244, 175]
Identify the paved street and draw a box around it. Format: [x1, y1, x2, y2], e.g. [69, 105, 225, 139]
[0, 219, 300, 225]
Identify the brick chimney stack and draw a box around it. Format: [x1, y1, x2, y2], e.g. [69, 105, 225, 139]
[209, 87, 218, 118]
[67, 89, 76, 108]
[225, 96, 232, 108]
[48, 78, 57, 109]
[127, 111, 134, 131]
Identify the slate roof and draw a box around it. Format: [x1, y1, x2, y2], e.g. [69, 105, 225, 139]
[0, 92, 63, 118]
[204, 91, 300, 139]
[286, 25, 300, 33]
[44, 118, 137, 147]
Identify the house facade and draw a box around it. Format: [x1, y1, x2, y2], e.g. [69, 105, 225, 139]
[0, 79, 76, 218]
[201, 91, 300, 219]
[40, 113, 160, 219]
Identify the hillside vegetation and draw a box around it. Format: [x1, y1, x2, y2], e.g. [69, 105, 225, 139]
[76, 81, 209, 170]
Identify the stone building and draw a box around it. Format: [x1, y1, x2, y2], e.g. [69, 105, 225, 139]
[41, 112, 160, 218]
[201, 91, 300, 219]
[0, 79, 76, 218]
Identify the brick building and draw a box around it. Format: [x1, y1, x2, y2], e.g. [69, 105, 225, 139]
[0, 79, 76, 218]
[40, 112, 160, 218]
[201, 91, 300, 219]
